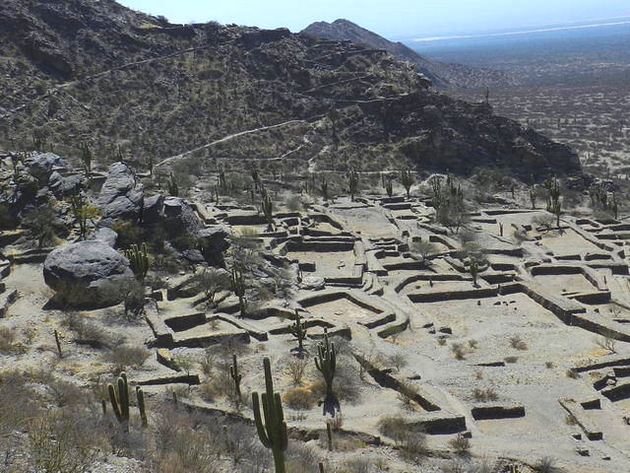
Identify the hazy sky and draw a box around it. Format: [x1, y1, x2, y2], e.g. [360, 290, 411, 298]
[118, 0, 630, 38]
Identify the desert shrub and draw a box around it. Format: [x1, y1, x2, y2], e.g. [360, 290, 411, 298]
[389, 353, 408, 371]
[0, 371, 40, 435]
[448, 433, 471, 455]
[62, 313, 111, 348]
[285, 194, 303, 212]
[509, 336, 528, 350]
[46, 379, 88, 409]
[504, 356, 518, 364]
[545, 361, 555, 369]
[282, 387, 316, 411]
[29, 409, 106, 473]
[153, 407, 219, 473]
[285, 442, 319, 473]
[534, 456, 561, 473]
[106, 343, 150, 370]
[565, 369, 580, 379]
[0, 326, 18, 353]
[286, 356, 309, 385]
[111, 218, 143, 249]
[472, 388, 498, 402]
[451, 342, 466, 360]
[340, 457, 371, 473]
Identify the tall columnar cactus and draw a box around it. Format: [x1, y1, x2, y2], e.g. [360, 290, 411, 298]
[230, 267, 247, 318]
[252, 357, 288, 473]
[385, 178, 393, 198]
[80, 142, 92, 180]
[125, 242, 150, 281]
[320, 179, 329, 202]
[261, 192, 274, 232]
[400, 169, 414, 199]
[107, 372, 148, 430]
[108, 372, 131, 432]
[315, 329, 340, 417]
[348, 169, 359, 201]
[136, 386, 148, 427]
[229, 353, 243, 404]
[289, 310, 307, 352]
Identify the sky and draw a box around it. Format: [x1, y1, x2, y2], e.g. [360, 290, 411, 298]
[118, 0, 630, 39]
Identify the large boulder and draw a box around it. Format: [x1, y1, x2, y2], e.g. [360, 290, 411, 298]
[24, 151, 67, 184]
[43, 240, 135, 308]
[97, 162, 143, 221]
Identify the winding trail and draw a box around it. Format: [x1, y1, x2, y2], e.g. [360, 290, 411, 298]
[155, 117, 322, 168]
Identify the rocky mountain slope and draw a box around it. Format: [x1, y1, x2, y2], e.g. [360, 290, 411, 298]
[302, 19, 514, 90]
[0, 0, 580, 179]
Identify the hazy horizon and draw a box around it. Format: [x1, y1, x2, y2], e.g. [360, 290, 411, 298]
[118, 0, 630, 38]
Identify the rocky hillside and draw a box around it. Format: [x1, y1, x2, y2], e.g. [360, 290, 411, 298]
[302, 19, 514, 90]
[0, 0, 580, 179]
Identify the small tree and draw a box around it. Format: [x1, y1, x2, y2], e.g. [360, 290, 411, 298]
[410, 240, 437, 266]
[400, 169, 414, 199]
[23, 203, 61, 248]
[69, 194, 99, 240]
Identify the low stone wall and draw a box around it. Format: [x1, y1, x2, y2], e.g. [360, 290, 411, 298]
[559, 398, 603, 441]
[471, 403, 525, 420]
[0, 288, 18, 318]
[354, 353, 442, 412]
[406, 412, 467, 435]
[163, 312, 206, 332]
[601, 381, 630, 402]
[573, 354, 630, 373]
[407, 287, 498, 303]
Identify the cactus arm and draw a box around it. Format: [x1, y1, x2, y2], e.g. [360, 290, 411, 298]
[108, 383, 122, 422]
[252, 392, 272, 447]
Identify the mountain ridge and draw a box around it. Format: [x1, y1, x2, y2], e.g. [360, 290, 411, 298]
[0, 0, 580, 180]
[302, 19, 515, 90]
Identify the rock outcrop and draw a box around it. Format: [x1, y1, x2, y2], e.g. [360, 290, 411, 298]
[43, 240, 135, 308]
[96, 162, 143, 221]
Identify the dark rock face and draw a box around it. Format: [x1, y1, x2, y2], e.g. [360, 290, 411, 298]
[162, 197, 204, 236]
[97, 162, 143, 221]
[43, 240, 135, 308]
[24, 151, 67, 184]
[48, 171, 85, 197]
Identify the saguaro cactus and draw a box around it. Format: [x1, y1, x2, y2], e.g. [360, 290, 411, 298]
[125, 242, 149, 281]
[289, 310, 308, 354]
[107, 372, 148, 430]
[261, 192, 274, 232]
[108, 372, 131, 432]
[230, 353, 243, 404]
[315, 329, 340, 417]
[252, 357, 288, 473]
[230, 267, 247, 318]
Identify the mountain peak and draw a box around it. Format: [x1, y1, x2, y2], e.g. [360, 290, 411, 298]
[302, 19, 513, 90]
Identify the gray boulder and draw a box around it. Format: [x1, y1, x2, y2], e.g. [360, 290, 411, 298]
[97, 162, 143, 220]
[48, 171, 86, 197]
[89, 227, 118, 247]
[43, 240, 135, 308]
[25, 152, 67, 184]
[142, 194, 164, 224]
[162, 196, 204, 235]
